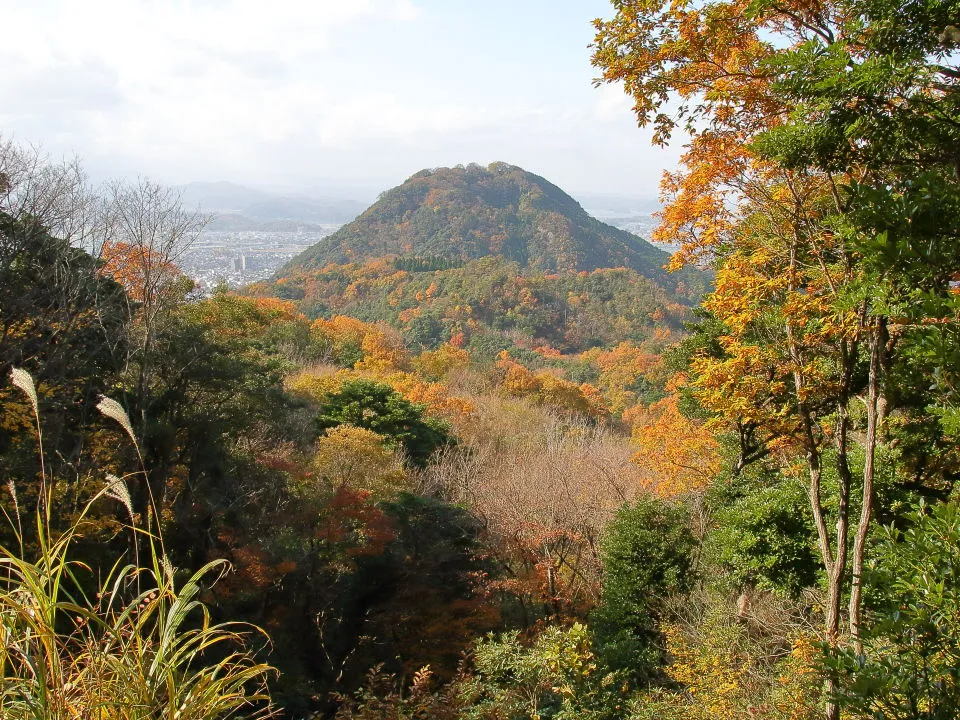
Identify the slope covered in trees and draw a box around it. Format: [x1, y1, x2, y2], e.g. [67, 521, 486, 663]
[254, 256, 691, 356]
[281, 162, 675, 281]
[255, 165, 705, 357]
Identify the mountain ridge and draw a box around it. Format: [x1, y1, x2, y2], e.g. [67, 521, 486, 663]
[179, 181, 365, 224]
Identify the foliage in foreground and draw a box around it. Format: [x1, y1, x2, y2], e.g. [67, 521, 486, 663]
[0, 368, 274, 719]
[829, 501, 960, 719]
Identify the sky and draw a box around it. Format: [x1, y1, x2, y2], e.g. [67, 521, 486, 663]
[0, 0, 683, 201]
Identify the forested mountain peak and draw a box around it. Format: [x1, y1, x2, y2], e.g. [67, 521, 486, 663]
[281, 162, 671, 280]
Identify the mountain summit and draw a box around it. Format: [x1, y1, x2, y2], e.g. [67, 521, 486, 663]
[282, 163, 670, 279]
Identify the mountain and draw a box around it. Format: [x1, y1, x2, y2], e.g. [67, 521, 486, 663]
[203, 213, 334, 233]
[256, 164, 708, 355]
[179, 181, 366, 224]
[281, 163, 672, 281]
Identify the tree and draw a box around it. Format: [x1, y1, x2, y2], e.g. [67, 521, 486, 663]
[707, 469, 821, 597]
[315, 379, 453, 468]
[0, 211, 128, 509]
[412, 343, 471, 381]
[631, 391, 722, 497]
[828, 501, 960, 719]
[313, 425, 408, 497]
[749, 0, 960, 652]
[101, 179, 208, 435]
[593, 4, 960, 717]
[0, 137, 99, 248]
[592, 496, 696, 681]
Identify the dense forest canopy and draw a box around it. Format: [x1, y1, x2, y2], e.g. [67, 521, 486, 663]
[2, 0, 960, 717]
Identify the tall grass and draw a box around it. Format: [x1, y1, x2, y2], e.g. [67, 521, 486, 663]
[0, 368, 275, 719]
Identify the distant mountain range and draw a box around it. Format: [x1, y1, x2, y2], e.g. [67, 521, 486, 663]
[203, 213, 333, 233]
[281, 162, 672, 283]
[179, 181, 366, 228]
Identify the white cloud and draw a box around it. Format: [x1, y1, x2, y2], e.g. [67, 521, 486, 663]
[0, 0, 426, 174]
[309, 94, 544, 147]
[2, 1, 419, 68]
[0, 0, 680, 195]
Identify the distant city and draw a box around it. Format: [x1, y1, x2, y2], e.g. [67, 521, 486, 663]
[181, 227, 339, 291]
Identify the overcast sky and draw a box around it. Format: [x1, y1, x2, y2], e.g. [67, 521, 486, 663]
[1, 0, 682, 201]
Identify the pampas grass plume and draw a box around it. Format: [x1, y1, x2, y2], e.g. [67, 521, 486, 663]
[9, 367, 38, 418]
[162, 554, 175, 584]
[6, 479, 19, 517]
[105, 473, 134, 524]
[97, 395, 137, 447]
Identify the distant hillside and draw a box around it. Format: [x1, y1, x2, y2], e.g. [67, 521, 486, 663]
[253, 255, 693, 355]
[281, 163, 673, 281]
[179, 181, 365, 224]
[256, 164, 708, 355]
[204, 212, 336, 233]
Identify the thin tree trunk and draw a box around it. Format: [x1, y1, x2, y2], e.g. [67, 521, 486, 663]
[849, 318, 885, 652]
[832, 388, 853, 642]
[805, 430, 842, 720]
[786, 238, 844, 720]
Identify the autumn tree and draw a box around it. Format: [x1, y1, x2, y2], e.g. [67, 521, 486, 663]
[593, 1, 960, 716]
[631, 390, 722, 497]
[495, 351, 610, 419]
[313, 425, 408, 497]
[100, 179, 208, 433]
[749, 0, 960, 654]
[412, 343, 471, 381]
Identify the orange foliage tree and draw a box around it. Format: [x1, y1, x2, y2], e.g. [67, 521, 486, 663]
[631, 391, 722, 497]
[592, 6, 886, 714]
[412, 343, 472, 380]
[495, 352, 609, 420]
[310, 315, 409, 372]
[582, 341, 660, 414]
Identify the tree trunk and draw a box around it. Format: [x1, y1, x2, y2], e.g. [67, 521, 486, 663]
[849, 318, 885, 652]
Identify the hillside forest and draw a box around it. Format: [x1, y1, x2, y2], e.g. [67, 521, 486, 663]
[2, 0, 960, 719]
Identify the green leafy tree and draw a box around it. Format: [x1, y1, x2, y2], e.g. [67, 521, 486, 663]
[827, 501, 960, 719]
[591, 497, 697, 681]
[315, 379, 453, 467]
[405, 312, 447, 351]
[707, 471, 821, 597]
